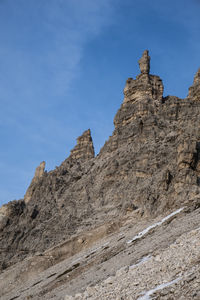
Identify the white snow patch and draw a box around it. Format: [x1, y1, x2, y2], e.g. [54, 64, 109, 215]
[130, 255, 151, 269]
[127, 207, 184, 244]
[137, 277, 181, 300]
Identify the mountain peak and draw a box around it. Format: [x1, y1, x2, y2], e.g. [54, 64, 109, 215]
[123, 50, 163, 103]
[138, 49, 150, 75]
[70, 129, 95, 161]
[188, 68, 200, 100]
[1, 52, 200, 296]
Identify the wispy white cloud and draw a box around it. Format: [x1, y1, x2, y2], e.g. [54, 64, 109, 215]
[0, 0, 116, 205]
[0, 0, 115, 98]
[0, 0, 116, 129]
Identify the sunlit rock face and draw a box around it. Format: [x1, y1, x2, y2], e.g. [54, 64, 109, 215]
[188, 68, 200, 101]
[123, 50, 163, 104]
[70, 129, 95, 161]
[0, 50, 200, 273]
[24, 161, 46, 203]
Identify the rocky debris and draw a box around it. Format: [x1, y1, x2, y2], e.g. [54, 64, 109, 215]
[0, 205, 199, 300]
[188, 68, 200, 100]
[0, 50, 200, 276]
[70, 129, 95, 161]
[64, 225, 200, 300]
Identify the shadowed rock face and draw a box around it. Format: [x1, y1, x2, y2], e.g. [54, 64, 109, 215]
[0, 51, 200, 271]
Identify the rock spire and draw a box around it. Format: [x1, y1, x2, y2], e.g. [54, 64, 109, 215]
[188, 68, 200, 100]
[2, 50, 200, 280]
[70, 129, 95, 161]
[123, 50, 163, 103]
[138, 50, 150, 74]
[34, 161, 46, 178]
[24, 161, 46, 203]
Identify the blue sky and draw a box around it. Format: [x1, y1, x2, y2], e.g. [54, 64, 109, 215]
[0, 0, 200, 206]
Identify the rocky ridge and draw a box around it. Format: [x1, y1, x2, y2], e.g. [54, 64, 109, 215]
[0, 50, 200, 299]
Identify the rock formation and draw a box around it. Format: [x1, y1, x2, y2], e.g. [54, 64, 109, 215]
[0, 50, 200, 278]
[138, 49, 150, 74]
[123, 50, 163, 103]
[24, 161, 46, 203]
[188, 68, 200, 100]
[70, 129, 95, 161]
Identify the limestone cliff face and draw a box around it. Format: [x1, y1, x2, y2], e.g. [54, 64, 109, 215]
[0, 51, 200, 271]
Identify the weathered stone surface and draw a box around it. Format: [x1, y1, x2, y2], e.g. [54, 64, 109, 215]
[0, 50, 200, 279]
[188, 68, 200, 100]
[0, 200, 25, 231]
[138, 49, 150, 74]
[24, 161, 46, 203]
[70, 129, 95, 160]
[63, 224, 200, 300]
[1, 204, 199, 300]
[35, 161, 46, 178]
[123, 51, 163, 103]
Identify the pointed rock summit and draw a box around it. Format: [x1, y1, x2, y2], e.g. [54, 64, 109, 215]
[70, 129, 95, 161]
[138, 49, 150, 74]
[1, 50, 200, 279]
[113, 50, 164, 131]
[24, 161, 46, 203]
[34, 161, 46, 178]
[188, 68, 200, 100]
[123, 50, 163, 103]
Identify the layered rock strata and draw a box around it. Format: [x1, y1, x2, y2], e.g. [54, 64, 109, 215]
[64, 226, 200, 300]
[0, 50, 200, 272]
[123, 50, 163, 103]
[70, 129, 95, 160]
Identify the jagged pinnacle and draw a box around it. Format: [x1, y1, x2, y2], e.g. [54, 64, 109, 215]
[24, 161, 46, 203]
[138, 50, 150, 74]
[123, 50, 163, 103]
[70, 129, 95, 160]
[188, 68, 200, 100]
